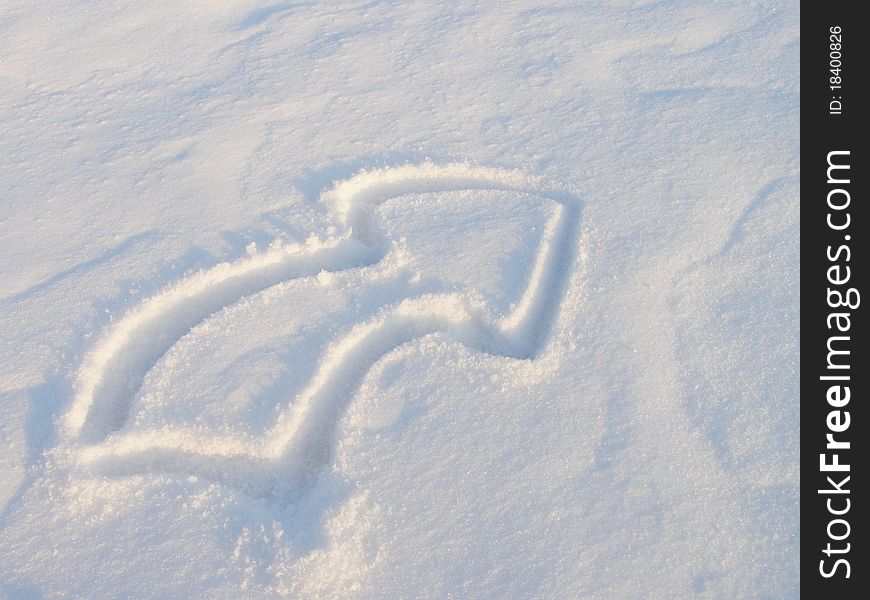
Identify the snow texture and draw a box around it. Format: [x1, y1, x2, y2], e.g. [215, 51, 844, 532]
[1, 1, 798, 598]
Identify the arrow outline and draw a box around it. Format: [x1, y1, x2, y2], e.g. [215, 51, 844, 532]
[59, 162, 583, 500]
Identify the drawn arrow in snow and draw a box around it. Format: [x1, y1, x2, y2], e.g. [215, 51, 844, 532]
[59, 162, 583, 501]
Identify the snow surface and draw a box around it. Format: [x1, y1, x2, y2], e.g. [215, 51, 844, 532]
[1, 1, 799, 598]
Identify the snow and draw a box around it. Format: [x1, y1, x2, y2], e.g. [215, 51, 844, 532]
[1, 1, 799, 598]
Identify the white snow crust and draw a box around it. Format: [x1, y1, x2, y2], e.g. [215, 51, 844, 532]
[0, 1, 798, 598]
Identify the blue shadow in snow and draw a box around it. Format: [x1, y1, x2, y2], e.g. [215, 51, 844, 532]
[1, 230, 162, 305]
[238, 3, 307, 30]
